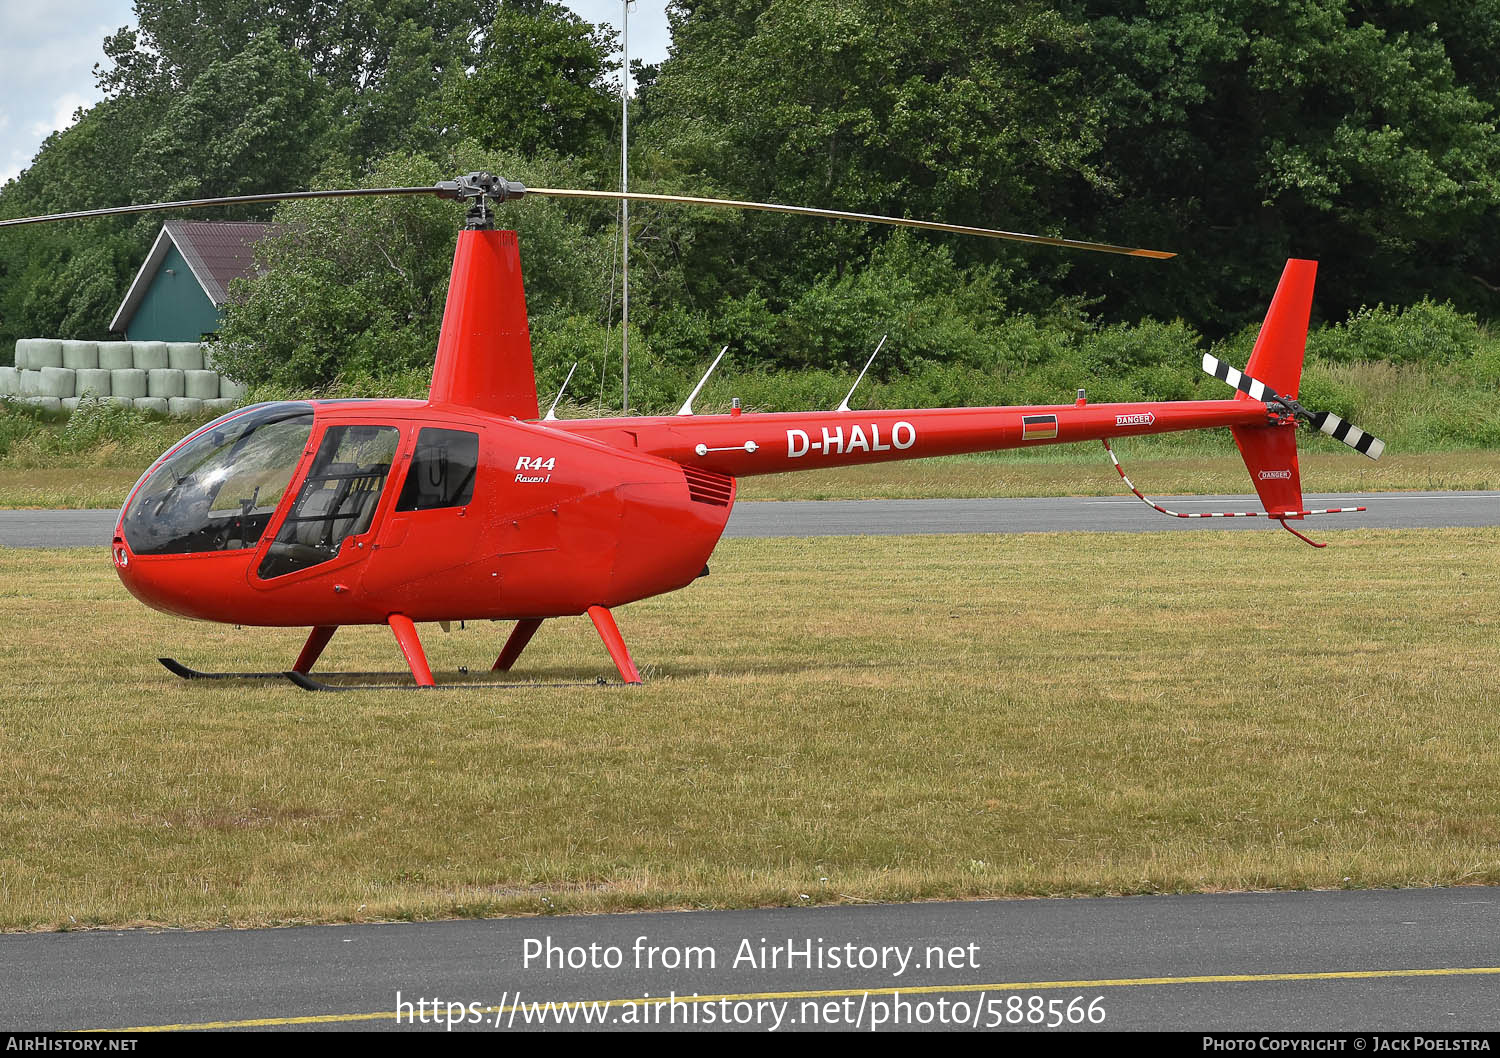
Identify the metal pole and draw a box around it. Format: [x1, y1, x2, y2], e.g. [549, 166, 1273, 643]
[620, 0, 631, 414]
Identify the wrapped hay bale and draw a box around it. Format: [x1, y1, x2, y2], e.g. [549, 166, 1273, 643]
[203, 397, 237, 414]
[107, 396, 134, 408]
[13, 339, 34, 370]
[0, 366, 17, 396]
[28, 396, 62, 411]
[61, 340, 99, 370]
[168, 396, 204, 416]
[219, 376, 249, 401]
[97, 342, 134, 370]
[134, 396, 169, 415]
[40, 366, 76, 398]
[20, 370, 42, 397]
[131, 341, 169, 370]
[75, 368, 112, 398]
[184, 370, 220, 400]
[110, 369, 148, 399]
[28, 339, 63, 369]
[167, 342, 204, 371]
[62, 397, 82, 412]
[147, 368, 185, 398]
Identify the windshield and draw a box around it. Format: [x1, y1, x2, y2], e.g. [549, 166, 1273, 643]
[121, 402, 315, 556]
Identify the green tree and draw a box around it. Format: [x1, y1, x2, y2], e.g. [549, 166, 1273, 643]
[642, 0, 1107, 302]
[214, 148, 618, 391]
[426, 1, 619, 159]
[1060, 0, 1500, 327]
[98, 0, 499, 166]
[0, 95, 169, 346]
[132, 32, 331, 200]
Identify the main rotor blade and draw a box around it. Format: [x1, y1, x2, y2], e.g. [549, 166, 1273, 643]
[528, 187, 1176, 259]
[0, 176, 1177, 259]
[0, 187, 441, 228]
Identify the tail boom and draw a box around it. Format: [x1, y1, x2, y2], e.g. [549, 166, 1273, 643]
[556, 398, 1272, 478]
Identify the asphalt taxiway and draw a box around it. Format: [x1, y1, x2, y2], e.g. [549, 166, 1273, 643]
[2, 888, 1498, 1032]
[0, 490, 1495, 549]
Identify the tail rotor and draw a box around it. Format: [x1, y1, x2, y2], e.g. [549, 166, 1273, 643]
[1201, 353, 1386, 461]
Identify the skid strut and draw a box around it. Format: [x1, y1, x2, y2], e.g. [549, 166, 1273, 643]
[588, 606, 642, 685]
[293, 626, 338, 674]
[388, 614, 436, 686]
[494, 618, 544, 671]
[1101, 440, 1365, 548]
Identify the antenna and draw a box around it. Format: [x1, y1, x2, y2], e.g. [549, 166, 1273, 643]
[677, 345, 730, 416]
[543, 362, 579, 421]
[837, 334, 888, 412]
[620, 0, 634, 414]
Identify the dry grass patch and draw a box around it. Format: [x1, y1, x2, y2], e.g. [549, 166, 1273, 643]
[0, 528, 1496, 930]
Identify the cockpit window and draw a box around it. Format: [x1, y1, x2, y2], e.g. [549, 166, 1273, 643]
[121, 402, 314, 556]
[396, 428, 479, 511]
[256, 424, 400, 580]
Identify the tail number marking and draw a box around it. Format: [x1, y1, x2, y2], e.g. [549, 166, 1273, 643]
[787, 422, 915, 458]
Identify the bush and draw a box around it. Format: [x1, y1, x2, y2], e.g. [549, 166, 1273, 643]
[0, 399, 47, 457]
[1306, 300, 1482, 365]
[62, 394, 153, 451]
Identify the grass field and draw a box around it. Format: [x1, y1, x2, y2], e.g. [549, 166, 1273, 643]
[0, 528, 1497, 932]
[2, 442, 1498, 509]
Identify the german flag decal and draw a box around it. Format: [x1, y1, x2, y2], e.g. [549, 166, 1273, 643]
[1021, 413, 1058, 440]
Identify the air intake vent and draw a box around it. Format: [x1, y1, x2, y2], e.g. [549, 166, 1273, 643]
[682, 466, 734, 507]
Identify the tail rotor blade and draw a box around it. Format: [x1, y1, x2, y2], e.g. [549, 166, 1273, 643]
[1202, 353, 1283, 403]
[1310, 411, 1386, 460]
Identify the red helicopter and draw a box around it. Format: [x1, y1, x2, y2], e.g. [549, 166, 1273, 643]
[2, 173, 1384, 688]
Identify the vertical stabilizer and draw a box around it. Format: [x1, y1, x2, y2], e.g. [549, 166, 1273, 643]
[1230, 258, 1317, 515]
[428, 229, 539, 419]
[1240, 258, 1316, 399]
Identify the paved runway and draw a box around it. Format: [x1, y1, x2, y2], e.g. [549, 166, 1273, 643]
[0, 490, 1495, 549]
[2, 888, 1498, 1032]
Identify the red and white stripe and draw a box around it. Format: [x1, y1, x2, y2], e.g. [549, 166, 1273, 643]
[1102, 440, 1365, 520]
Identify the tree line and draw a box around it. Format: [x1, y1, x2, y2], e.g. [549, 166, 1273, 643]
[2, 0, 1497, 405]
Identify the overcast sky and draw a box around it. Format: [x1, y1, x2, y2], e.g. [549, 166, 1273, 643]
[0, 0, 672, 186]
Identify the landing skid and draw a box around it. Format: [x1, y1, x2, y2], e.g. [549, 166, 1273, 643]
[159, 657, 614, 691]
[159, 657, 293, 680]
[282, 671, 611, 693]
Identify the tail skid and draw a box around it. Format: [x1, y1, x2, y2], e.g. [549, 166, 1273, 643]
[1102, 440, 1365, 547]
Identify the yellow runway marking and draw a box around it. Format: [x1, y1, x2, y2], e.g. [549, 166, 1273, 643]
[95, 965, 1500, 1032]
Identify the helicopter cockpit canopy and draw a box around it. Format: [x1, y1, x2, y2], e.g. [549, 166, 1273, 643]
[121, 402, 315, 557]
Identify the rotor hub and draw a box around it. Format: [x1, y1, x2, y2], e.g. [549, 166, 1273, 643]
[434, 172, 528, 230]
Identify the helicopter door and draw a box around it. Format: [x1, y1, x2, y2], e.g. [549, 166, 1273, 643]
[359, 426, 488, 598]
[255, 423, 401, 581]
